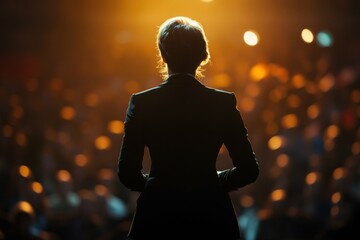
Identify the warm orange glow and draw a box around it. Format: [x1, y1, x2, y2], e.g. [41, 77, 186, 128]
[292, 74, 306, 88]
[95, 184, 108, 196]
[352, 90, 360, 103]
[240, 195, 254, 208]
[332, 167, 345, 180]
[57, 169, 71, 182]
[287, 94, 301, 108]
[271, 189, 286, 201]
[281, 114, 298, 129]
[16, 201, 34, 215]
[84, 93, 99, 107]
[12, 106, 24, 119]
[352, 141, 360, 155]
[265, 122, 279, 135]
[326, 124, 339, 139]
[240, 97, 255, 112]
[61, 106, 76, 120]
[318, 74, 335, 92]
[31, 181, 43, 194]
[268, 136, 283, 150]
[19, 165, 31, 178]
[75, 154, 88, 167]
[3, 125, 13, 137]
[211, 73, 231, 88]
[249, 63, 268, 81]
[245, 83, 260, 97]
[98, 168, 114, 180]
[95, 136, 111, 150]
[269, 64, 289, 83]
[276, 154, 289, 167]
[330, 206, 339, 216]
[125, 81, 141, 94]
[331, 192, 341, 204]
[262, 109, 275, 123]
[108, 120, 125, 134]
[16, 133, 27, 146]
[307, 104, 320, 119]
[50, 78, 63, 91]
[305, 172, 318, 185]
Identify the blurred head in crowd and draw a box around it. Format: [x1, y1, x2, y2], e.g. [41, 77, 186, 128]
[156, 16, 210, 80]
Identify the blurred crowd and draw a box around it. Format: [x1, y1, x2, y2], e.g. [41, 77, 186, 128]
[1, 31, 360, 240]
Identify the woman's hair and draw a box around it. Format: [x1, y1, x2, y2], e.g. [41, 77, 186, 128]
[156, 16, 211, 80]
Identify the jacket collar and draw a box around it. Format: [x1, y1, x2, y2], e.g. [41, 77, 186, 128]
[161, 73, 205, 87]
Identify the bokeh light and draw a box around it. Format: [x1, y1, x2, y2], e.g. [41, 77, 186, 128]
[57, 169, 71, 182]
[108, 120, 125, 134]
[316, 31, 334, 47]
[19, 165, 31, 178]
[301, 29, 314, 43]
[95, 136, 111, 150]
[243, 30, 259, 46]
[60, 106, 76, 120]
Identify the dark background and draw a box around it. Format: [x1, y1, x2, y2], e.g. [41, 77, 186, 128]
[1, 1, 359, 239]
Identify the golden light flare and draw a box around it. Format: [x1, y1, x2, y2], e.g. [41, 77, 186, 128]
[94, 184, 108, 196]
[326, 124, 339, 139]
[268, 135, 283, 150]
[305, 172, 318, 185]
[31, 181, 43, 194]
[332, 167, 345, 180]
[318, 74, 335, 92]
[331, 192, 341, 204]
[74, 154, 88, 167]
[276, 154, 289, 167]
[95, 136, 111, 150]
[240, 195, 254, 208]
[108, 120, 125, 134]
[211, 73, 231, 88]
[19, 165, 31, 178]
[60, 106, 76, 120]
[16, 201, 34, 216]
[281, 114, 298, 129]
[249, 63, 268, 81]
[291, 74, 306, 88]
[271, 189, 286, 201]
[307, 104, 320, 119]
[57, 169, 71, 182]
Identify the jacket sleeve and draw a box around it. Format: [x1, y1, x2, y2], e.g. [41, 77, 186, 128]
[117, 94, 148, 192]
[218, 93, 259, 192]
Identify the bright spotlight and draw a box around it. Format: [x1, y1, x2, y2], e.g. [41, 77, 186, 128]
[243, 31, 259, 46]
[301, 29, 314, 43]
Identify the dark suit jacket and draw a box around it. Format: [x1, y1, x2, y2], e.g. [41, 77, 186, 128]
[118, 73, 259, 239]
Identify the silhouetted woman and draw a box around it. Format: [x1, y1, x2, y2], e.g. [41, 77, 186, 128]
[117, 16, 259, 240]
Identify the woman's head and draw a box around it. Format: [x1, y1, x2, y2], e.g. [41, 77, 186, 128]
[156, 16, 210, 80]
